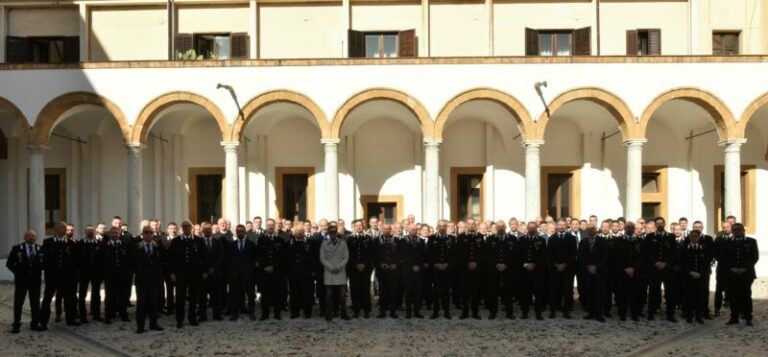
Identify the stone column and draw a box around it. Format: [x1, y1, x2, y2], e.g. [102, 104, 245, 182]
[323, 139, 340, 220]
[524, 140, 544, 221]
[624, 139, 646, 222]
[721, 139, 746, 220]
[26, 144, 45, 237]
[423, 139, 441, 226]
[222, 142, 240, 224]
[126, 143, 144, 233]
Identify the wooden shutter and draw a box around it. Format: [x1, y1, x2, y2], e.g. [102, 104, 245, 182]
[348, 29, 365, 58]
[62, 37, 80, 63]
[649, 29, 661, 55]
[230, 32, 249, 59]
[5, 36, 31, 63]
[525, 28, 539, 56]
[174, 33, 194, 58]
[626, 30, 638, 56]
[398, 29, 416, 57]
[573, 27, 591, 55]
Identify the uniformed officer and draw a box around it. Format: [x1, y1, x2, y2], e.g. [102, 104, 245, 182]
[285, 225, 314, 319]
[103, 226, 131, 324]
[485, 220, 517, 320]
[428, 220, 453, 319]
[38, 221, 79, 328]
[76, 225, 104, 323]
[130, 226, 165, 333]
[169, 220, 206, 328]
[578, 220, 609, 322]
[547, 218, 578, 319]
[309, 219, 329, 315]
[346, 219, 374, 318]
[6, 230, 44, 333]
[713, 220, 733, 316]
[199, 222, 225, 321]
[257, 218, 286, 320]
[517, 221, 547, 320]
[646, 217, 677, 322]
[612, 222, 647, 321]
[401, 224, 427, 319]
[721, 223, 759, 326]
[457, 219, 485, 320]
[227, 225, 258, 321]
[680, 230, 711, 324]
[375, 223, 402, 318]
[691, 220, 715, 319]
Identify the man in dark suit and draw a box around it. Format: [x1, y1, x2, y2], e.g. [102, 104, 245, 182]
[427, 220, 454, 319]
[308, 219, 328, 315]
[548, 218, 578, 319]
[346, 219, 374, 318]
[517, 221, 547, 320]
[612, 222, 647, 321]
[6, 230, 44, 333]
[401, 224, 427, 319]
[130, 226, 165, 333]
[456, 219, 486, 320]
[578, 220, 609, 322]
[285, 225, 314, 319]
[103, 227, 131, 324]
[227, 225, 257, 321]
[39, 221, 79, 328]
[169, 221, 205, 328]
[680, 230, 711, 324]
[76, 225, 104, 323]
[646, 217, 677, 322]
[199, 221, 225, 321]
[257, 218, 286, 320]
[721, 223, 759, 326]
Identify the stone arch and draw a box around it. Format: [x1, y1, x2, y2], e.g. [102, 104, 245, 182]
[330, 88, 433, 139]
[639, 87, 737, 141]
[536, 87, 639, 141]
[131, 91, 230, 143]
[232, 89, 330, 141]
[736, 91, 768, 138]
[434, 87, 535, 141]
[0, 96, 31, 141]
[31, 92, 129, 145]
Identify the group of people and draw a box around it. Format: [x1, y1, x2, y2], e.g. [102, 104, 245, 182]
[6, 213, 759, 334]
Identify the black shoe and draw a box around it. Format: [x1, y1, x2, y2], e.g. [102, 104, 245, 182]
[583, 314, 595, 320]
[459, 314, 469, 320]
[390, 312, 398, 319]
[521, 313, 529, 320]
[274, 314, 282, 321]
[213, 315, 223, 321]
[229, 316, 238, 321]
[746, 319, 753, 326]
[189, 320, 199, 326]
[66, 321, 81, 326]
[93, 316, 103, 322]
[104, 319, 111, 325]
[444, 313, 452, 320]
[488, 313, 496, 320]
[414, 312, 424, 319]
[472, 314, 481, 320]
[80, 318, 89, 324]
[726, 319, 739, 325]
[535, 313, 543, 321]
[11, 325, 20, 334]
[563, 311, 571, 319]
[55, 316, 61, 323]
[667, 316, 678, 323]
[341, 315, 351, 321]
[430, 312, 439, 319]
[377, 312, 386, 318]
[405, 311, 412, 319]
[549, 311, 556, 319]
[198, 316, 207, 323]
[364, 311, 370, 319]
[31, 324, 45, 332]
[176, 322, 183, 328]
[290, 313, 299, 319]
[631, 316, 639, 322]
[353, 311, 360, 319]
[596, 317, 606, 323]
[686, 318, 693, 323]
[647, 314, 655, 321]
[150, 324, 164, 331]
[121, 317, 130, 322]
[259, 316, 269, 321]
[136, 327, 145, 334]
[696, 318, 704, 324]
[620, 316, 627, 321]
[506, 313, 515, 320]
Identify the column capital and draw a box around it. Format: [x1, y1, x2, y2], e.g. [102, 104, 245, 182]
[623, 138, 647, 147]
[719, 138, 747, 151]
[522, 140, 544, 150]
[221, 141, 240, 152]
[423, 139, 442, 147]
[126, 142, 145, 152]
[321, 138, 341, 146]
[24, 144, 48, 153]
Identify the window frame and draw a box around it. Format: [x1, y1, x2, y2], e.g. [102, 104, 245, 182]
[363, 31, 400, 59]
[275, 167, 315, 223]
[641, 166, 668, 221]
[360, 195, 403, 224]
[537, 30, 573, 57]
[540, 166, 581, 219]
[451, 167, 485, 222]
[712, 31, 741, 55]
[714, 165, 755, 234]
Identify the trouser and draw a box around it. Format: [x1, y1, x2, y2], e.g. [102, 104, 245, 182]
[648, 268, 675, 318]
[161, 275, 175, 312]
[348, 267, 372, 314]
[682, 274, 708, 320]
[258, 271, 286, 317]
[604, 274, 616, 314]
[520, 268, 546, 314]
[714, 271, 729, 312]
[312, 269, 325, 312]
[40, 275, 77, 325]
[402, 270, 423, 314]
[431, 268, 451, 315]
[422, 269, 433, 311]
[136, 279, 160, 329]
[615, 273, 644, 318]
[485, 269, 504, 314]
[227, 274, 256, 319]
[288, 274, 313, 317]
[579, 271, 606, 317]
[548, 267, 575, 313]
[377, 269, 400, 313]
[199, 274, 223, 319]
[104, 273, 129, 319]
[451, 266, 462, 308]
[727, 273, 754, 321]
[324, 285, 348, 319]
[78, 274, 102, 320]
[175, 273, 200, 324]
[13, 279, 41, 327]
[459, 268, 482, 316]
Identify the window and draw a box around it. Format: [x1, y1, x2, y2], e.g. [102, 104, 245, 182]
[276, 167, 315, 222]
[361, 195, 403, 224]
[714, 165, 755, 233]
[174, 32, 249, 60]
[713, 31, 740, 55]
[641, 166, 668, 221]
[0, 128, 7, 160]
[188, 168, 224, 224]
[451, 168, 484, 221]
[626, 29, 661, 55]
[27, 168, 66, 235]
[525, 27, 591, 56]
[541, 167, 581, 219]
[5, 36, 79, 63]
[348, 29, 416, 58]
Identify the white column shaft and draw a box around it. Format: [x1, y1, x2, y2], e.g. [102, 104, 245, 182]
[722, 139, 745, 220]
[424, 140, 441, 226]
[624, 140, 646, 221]
[323, 139, 340, 221]
[524, 141, 543, 221]
[126, 144, 143, 233]
[223, 142, 240, 224]
[27, 145, 45, 237]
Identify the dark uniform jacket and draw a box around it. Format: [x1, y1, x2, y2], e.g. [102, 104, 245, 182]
[401, 236, 427, 272]
[427, 233, 454, 266]
[646, 231, 677, 267]
[41, 237, 77, 279]
[680, 242, 712, 276]
[76, 238, 104, 279]
[346, 233, 374, 268]
[456, 232, 486, 268]
[547, 232, 578, 268]
[485, 233, 517, 269]
[284, 236, 312, 278]
[719, 237, 759, 279]
[103, 240, 130, 278]
[517, 234, 547, 268]
[168, 235, 206, 277]
[257, 232, 285, 274]
[577, 235, 608, 274]
[6, 242, 43, 281]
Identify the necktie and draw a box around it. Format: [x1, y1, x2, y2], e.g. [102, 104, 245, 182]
[206, 239, 211, 250]
[239, 240, 243, 252]
[27, 244, 33, 259]
[145, 244, 151, 256]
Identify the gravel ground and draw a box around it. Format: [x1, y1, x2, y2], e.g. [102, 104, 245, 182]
[1, 280, 767, 356]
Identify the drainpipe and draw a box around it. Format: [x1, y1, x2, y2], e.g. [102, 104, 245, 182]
[167, 0, 175, 60]
[596, 0, 601, 55]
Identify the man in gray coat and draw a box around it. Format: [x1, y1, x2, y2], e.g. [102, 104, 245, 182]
[320, 222, 350, 321]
